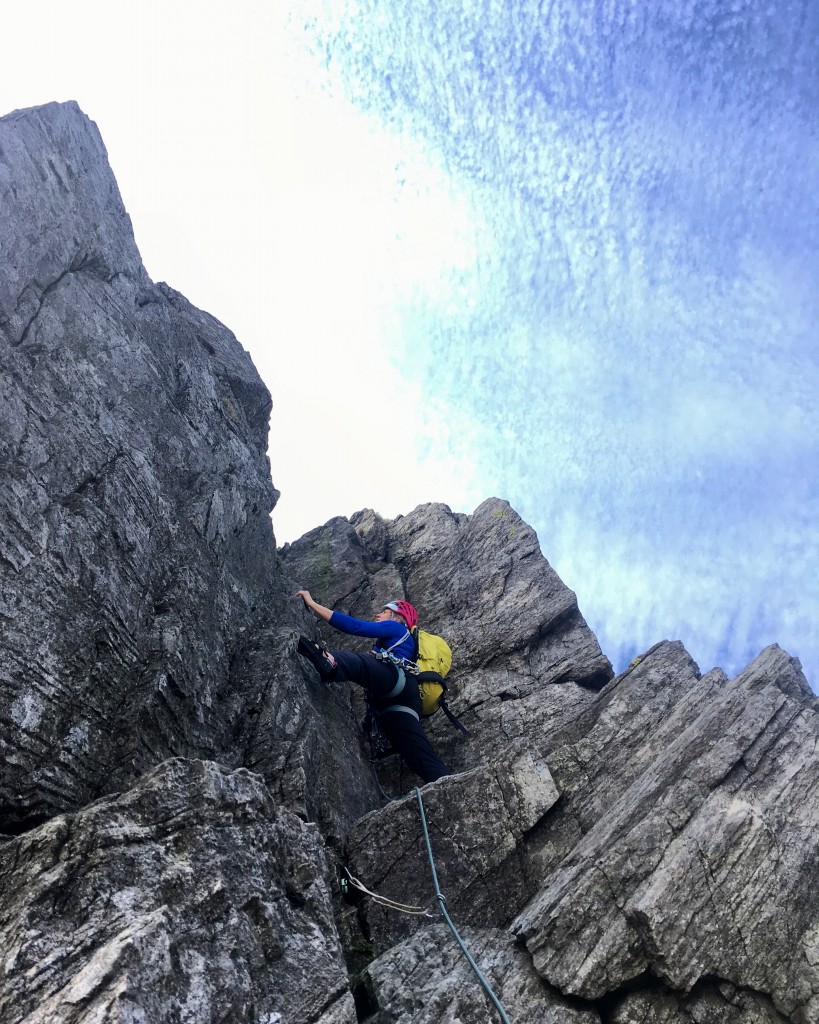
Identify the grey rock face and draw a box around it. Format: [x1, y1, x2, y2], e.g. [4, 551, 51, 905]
[1, 102, 280, 829]
[362, 924, 601, 1024]
[0, 103, 147, 346]
[337, 631, 817, 1023]
[2, 100, 817, 1024]
[608, 983, 792, 1024]
[514, 645, 819, 1023]
[345, 749, 560, 951]
[0, 758, 354, 1024]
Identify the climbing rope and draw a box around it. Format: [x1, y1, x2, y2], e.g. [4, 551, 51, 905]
[415, 786, 513, 1024]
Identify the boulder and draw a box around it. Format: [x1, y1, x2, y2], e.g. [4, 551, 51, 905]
[0, 759, 355, 1024]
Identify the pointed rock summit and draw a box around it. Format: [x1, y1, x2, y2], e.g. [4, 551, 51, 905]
[1, 102, 817, 1024]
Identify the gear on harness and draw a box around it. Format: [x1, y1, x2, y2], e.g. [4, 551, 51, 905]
[363, 711, 394, 759]
[362, 711, 401, 803]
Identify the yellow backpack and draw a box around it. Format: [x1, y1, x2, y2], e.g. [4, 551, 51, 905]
[415, 629, 452, 715]
[412, 629, 468, 734]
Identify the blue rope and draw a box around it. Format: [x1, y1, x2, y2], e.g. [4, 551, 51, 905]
[415, 787, 513, 1024]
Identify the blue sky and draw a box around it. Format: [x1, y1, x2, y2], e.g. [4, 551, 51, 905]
[293, 0, 819, 688]
[1, 1, 817, 688]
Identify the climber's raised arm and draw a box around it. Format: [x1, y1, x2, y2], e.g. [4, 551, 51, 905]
[296, 589, 333, 622]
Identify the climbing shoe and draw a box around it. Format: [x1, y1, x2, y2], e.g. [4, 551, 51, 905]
[297, 635, 337, 680]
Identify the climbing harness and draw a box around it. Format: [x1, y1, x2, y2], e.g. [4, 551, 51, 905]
[372, 644, 468, 733]
[372, 632, 420, 676]
[415, 786, 513, 1024]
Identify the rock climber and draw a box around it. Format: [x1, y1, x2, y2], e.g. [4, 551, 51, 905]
[295, 590, 450, 784]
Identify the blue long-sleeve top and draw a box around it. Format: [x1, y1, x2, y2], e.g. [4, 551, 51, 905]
[329, 611, 416, 662]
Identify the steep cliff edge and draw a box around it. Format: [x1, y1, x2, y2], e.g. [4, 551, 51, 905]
[0, 101, 280, 828]
[1, 102, 817, 1024]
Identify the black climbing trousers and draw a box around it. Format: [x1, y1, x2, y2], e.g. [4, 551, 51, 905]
[330, 650, 450, 784]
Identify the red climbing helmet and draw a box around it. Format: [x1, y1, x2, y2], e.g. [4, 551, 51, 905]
[383, 600, 418, 630]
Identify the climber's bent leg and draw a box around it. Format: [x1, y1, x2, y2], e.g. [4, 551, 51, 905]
[330, 650, 404, 699]
[328, 651, 449, 783]
[379, 711, 450, 784]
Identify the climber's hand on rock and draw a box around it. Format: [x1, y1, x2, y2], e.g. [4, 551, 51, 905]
[296, 591, 333, 622]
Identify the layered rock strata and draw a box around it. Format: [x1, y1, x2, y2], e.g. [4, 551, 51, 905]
[0, 102, 282, 831]
[0, 759, 354, 1024]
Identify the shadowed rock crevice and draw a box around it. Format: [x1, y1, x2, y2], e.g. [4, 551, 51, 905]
[600, 973, 795, 1023]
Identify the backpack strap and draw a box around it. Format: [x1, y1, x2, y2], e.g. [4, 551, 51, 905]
[417, 669, 448, 693]
[439, 698, 470, 735]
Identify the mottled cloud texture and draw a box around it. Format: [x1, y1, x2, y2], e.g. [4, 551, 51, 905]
[300, 0, 818, 687]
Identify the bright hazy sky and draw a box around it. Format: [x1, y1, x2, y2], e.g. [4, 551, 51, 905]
[2, 1, 817, 689]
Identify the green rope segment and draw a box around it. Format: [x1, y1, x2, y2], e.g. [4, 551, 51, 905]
[415, 787, 513, 1024]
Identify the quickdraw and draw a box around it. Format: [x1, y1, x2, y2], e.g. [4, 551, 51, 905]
[340, 867, 433, 917]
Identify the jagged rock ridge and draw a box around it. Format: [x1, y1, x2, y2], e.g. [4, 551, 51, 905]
[1, 102, 817, 1024]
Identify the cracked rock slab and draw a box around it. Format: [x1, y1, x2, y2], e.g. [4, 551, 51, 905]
[344, 749, 559, 951]
[608, 979, 792, 1023]
[362, 923, 600, 1023]
[513, 646, 819, 1023]
[0, 758, 350, 1024]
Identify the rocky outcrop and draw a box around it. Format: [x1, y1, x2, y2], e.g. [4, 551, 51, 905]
[345, 749, 560, 951]
[0, 759, 354, 1024]
[1, 101, 817, 1024]
[514, 645, 818, 1015]
[279, 498, 614, 791]
[0, 101, 284, 831]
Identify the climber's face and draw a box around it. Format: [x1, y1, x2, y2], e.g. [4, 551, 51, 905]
[375, 609, 396, 623]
